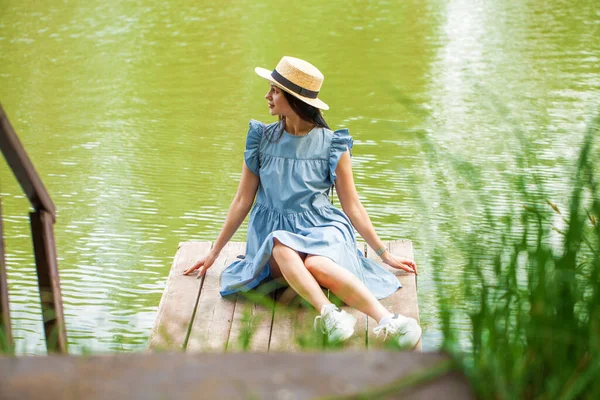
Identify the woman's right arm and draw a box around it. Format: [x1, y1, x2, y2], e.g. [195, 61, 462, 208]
[183, 161, 259, 276]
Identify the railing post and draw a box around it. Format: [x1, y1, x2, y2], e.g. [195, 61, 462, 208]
[0, 103, 67, 354]
[30, 209, 68, 354]
[0, 197, 14, 355]
[0, 105, 55, 220]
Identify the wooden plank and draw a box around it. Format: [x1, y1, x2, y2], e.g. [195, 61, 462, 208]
[0, 197, 14, 354]
[227, 265, 277, 352]
[186, 242, 244, 352]
[269, 288, 320, 352]
[0, 351, 474, 399]
[29, 209, 67, 354]
[367, 240, 422, 351]
[0, 104, 56, 220]
[386, 240, 420, 323]
[148, 242, 210, 351]
[226, 244, 278, 352]
[268, 285, 300, 352]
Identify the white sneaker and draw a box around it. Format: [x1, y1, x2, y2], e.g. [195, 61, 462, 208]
[314, 305, 357, 343]
[373, 314, 422, 349]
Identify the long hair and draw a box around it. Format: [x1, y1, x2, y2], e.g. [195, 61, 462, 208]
[265, 90, 330, 142]
[264, 90, 337, 203]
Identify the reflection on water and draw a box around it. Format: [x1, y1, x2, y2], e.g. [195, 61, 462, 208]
[0, 0, 598, 353]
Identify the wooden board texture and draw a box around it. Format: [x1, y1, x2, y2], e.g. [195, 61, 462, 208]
[148, 242, 210, 351]
[367, 240, 422, 351]
[0, 351, 474, 400]
[187, 242, 245, 352]
[149, 240, 420, 352]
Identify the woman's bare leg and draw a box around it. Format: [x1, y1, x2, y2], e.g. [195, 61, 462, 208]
[304, 255, 391, 322]
[271, 238, 331, 311]
[269, 249, 307, 279]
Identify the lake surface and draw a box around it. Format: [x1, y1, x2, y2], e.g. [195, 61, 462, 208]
[1, 0, 598, 354]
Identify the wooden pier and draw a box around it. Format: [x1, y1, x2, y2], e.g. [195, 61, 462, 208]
[149, 239, 421, 352]
[0, 106, 475, 399]
[0, 239, 476, 399]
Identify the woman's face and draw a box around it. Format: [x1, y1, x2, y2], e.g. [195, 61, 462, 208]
[265, 84, 292, 117]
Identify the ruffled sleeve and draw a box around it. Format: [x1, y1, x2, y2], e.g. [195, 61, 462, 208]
[244, 119, 264, 176]
[329, 128, 354, 184]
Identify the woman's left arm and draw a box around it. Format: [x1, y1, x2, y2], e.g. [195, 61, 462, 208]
[334, 151, 417, 274]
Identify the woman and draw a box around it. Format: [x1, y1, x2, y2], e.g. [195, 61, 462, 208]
[183, 56, 422, 348]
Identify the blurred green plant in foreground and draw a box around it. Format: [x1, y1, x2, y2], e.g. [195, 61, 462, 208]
[432, 112, 600, 399]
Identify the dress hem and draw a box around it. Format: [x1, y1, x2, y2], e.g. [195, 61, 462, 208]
[220, 231, 401, 300]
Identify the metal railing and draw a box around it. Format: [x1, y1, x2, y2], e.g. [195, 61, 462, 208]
[0, 103, 67, 354]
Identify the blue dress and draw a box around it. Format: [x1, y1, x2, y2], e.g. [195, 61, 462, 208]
[219, 119, 401, 299]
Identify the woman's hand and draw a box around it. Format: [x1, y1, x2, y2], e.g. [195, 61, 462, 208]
[381, 253, 418, 275]
[183, 250, 219, 278]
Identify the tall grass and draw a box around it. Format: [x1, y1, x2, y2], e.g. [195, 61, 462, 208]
[433, 113, 600, 399]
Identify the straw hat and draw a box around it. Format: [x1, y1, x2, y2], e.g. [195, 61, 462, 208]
[255, 56, 329, 110]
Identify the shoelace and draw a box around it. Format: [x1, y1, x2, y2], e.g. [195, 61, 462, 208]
[313, 310, 338, 334]
[372, 322, 400, 341]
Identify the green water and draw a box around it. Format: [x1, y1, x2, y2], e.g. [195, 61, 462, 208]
[0, 0, 598, 354]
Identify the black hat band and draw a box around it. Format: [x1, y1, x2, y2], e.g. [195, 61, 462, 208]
[271, 69, 319, 99]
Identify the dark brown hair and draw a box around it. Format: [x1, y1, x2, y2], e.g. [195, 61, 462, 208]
[265, 90, 330, 142]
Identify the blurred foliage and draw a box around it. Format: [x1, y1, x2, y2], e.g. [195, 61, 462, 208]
[432, 113, 600, 399]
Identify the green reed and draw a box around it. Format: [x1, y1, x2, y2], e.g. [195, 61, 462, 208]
[432, 113, 600, 399]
